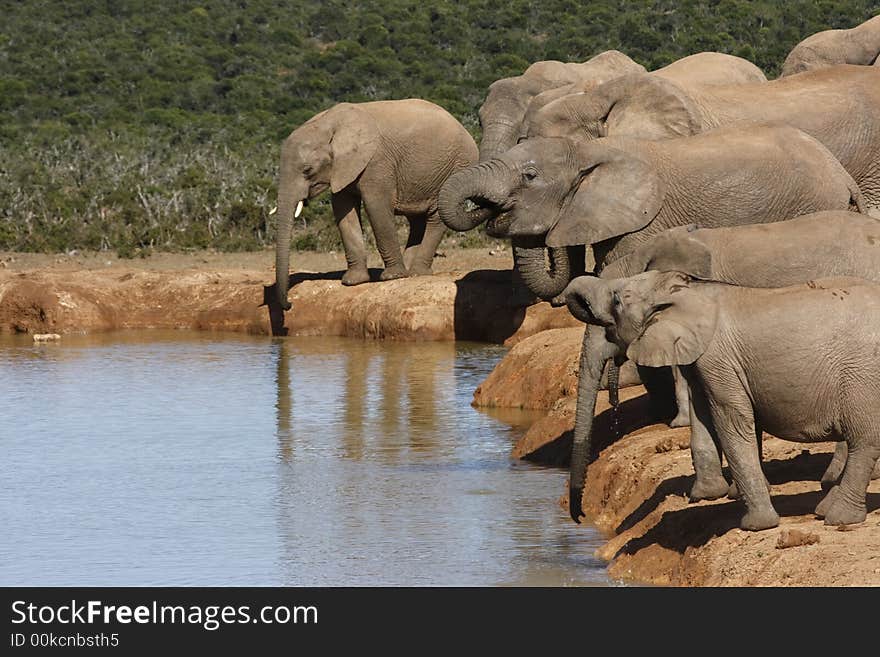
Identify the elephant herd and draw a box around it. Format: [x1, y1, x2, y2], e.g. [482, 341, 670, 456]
[273, 15, 880, 532]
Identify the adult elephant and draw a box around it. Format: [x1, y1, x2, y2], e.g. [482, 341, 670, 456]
[477, 50, 645, 162]
[781, 15, 880, 76]
[524, 52, 766, 124]
[437, 126, 867, 522]
[527, 65, 880, 216]
[273, 100, 477, 310]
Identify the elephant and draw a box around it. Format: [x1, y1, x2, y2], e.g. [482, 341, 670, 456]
[523, 52, 766, 127]
[477, 50, 646, 162]
[526, 65, 880, 215]
[570, 210, 880, 504]
[572, 271, 880, 530]
[781, 15, 880, 76]
[437, 124, 867, 522]
[273, 99, 478, 310]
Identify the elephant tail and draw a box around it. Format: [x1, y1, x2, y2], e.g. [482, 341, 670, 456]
[848, 181, 868, 215]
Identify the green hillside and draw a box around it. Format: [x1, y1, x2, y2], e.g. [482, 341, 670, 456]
[1, 0, 877, 254]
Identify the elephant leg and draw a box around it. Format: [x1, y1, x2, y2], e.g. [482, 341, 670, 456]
[710, 400, 779, 531]
[331, 191, 370, 286]
[726, 423, 771, 499]
[683, 372, 729, 502]
[821, 442, 848, 490]
[816, 439, 878, 526]
[568, 325, 620, 523]
[669, 366, 691, 428]
[362, 192, 407, 281]
[402, 214, 426, 271]
[407, 210, 445, 277]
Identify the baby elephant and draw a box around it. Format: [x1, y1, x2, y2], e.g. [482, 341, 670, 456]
[570, 271, 880, 530]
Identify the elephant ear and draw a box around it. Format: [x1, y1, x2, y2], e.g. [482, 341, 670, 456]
[643, 226, 714, 280]
[626, 273, 718, 367]
[329, 105, 380, 193]
[545, 141, 665, 248]
[602, 73, 701, 140]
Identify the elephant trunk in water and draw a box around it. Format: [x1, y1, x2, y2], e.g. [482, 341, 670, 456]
[274, 155, 307, 311]
[512, 239, 573, 301]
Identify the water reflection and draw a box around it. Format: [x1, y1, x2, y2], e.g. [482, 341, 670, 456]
[1, 332, 613, 586]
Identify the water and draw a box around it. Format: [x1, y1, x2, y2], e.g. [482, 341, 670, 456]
[0, 332, 613, 586]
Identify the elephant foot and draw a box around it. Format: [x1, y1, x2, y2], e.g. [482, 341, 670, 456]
[739, 506, 779, 532]
[342, 267, 370, 286]
[689, 476, 730, 502]
[380, 264, 409, 281]
[407, 263, 433, 277]
[668, 411, 691, 428]
[815, 486, 866, 525]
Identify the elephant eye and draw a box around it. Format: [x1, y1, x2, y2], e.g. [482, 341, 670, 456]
[522, 168, 538, 182]
[612, 292, 621, 306]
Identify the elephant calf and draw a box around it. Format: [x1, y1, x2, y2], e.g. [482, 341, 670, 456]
[274, 99, 477, 310]
[572, 210, 880, 501]
[570, 271, 880, 530]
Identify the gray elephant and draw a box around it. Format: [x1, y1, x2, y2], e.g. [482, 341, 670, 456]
[438, 125, 867, 522]
[273, 99, 477, 310]
[571, 210, 880, 506]
[782, 15, 880, 76]
[477, 50, 646, 162]
[578, 271, 880, 530]
[523, 52, 766, 128]
[527, 65, 880, 214]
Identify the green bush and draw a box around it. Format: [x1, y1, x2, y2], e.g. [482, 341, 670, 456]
[1, 0, 876, 255]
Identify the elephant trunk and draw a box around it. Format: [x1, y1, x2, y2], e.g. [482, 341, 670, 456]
[512, 238, 574, 301]
[438, 162, 510, 232]
[569, 325, 613, 523]
[478, 120, 520, 162]
[274, 154, 307, 311]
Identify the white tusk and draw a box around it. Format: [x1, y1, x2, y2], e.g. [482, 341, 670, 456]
[269, 206, 277, 215]
[294, 200, 304, 218]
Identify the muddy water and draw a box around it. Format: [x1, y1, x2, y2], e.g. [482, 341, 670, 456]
[0, 332, 613, 586]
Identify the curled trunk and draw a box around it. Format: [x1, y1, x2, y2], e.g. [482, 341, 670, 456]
[438, 164, 508, 232]
[512, 238, 576, 301]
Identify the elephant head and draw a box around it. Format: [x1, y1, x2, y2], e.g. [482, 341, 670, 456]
[274, 104, 379, 310]
[527, 73, 702, 143]
[562, 270, 718, 518]
[439, 137, 665, 299]
[477, 51, 646, 161]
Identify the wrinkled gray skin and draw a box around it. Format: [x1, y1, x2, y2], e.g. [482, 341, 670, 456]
[782, 15, 880, 76]
[477, 51, 766, 284]
[585, 271, 880, 530]
[477, 50, 645, 163]
[527, 65, 880, 215]
[576, 210, 880, 502]
[524, 52, 766, 128]
[274, 100, 477, 310]
[437, 126, 866, 522]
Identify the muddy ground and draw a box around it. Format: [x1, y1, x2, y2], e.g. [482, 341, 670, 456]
[4, 250, 878, 586]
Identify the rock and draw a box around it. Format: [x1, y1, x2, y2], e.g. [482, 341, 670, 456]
[776, 529, 820, 549]
[32, 333, 61, 342]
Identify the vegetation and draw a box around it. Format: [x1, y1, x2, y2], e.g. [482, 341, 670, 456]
[1, 0, 877, 255]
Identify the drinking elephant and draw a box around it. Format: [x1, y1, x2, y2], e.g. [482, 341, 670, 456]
[573, 271, 880, 530]
[273, 99, 477, 310]
[781, 15, 880, 76]
[437, 125, 867, 522]
[526, 65, 880, 214]
[570, 210, 880, 506]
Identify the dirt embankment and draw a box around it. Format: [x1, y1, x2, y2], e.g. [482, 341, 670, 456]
[6, 251, 878, 585]
[472, 329, 880, 586]
[0, 249, 578, 343]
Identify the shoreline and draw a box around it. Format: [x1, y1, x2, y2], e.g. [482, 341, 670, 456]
[3, 253, 878, 586]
